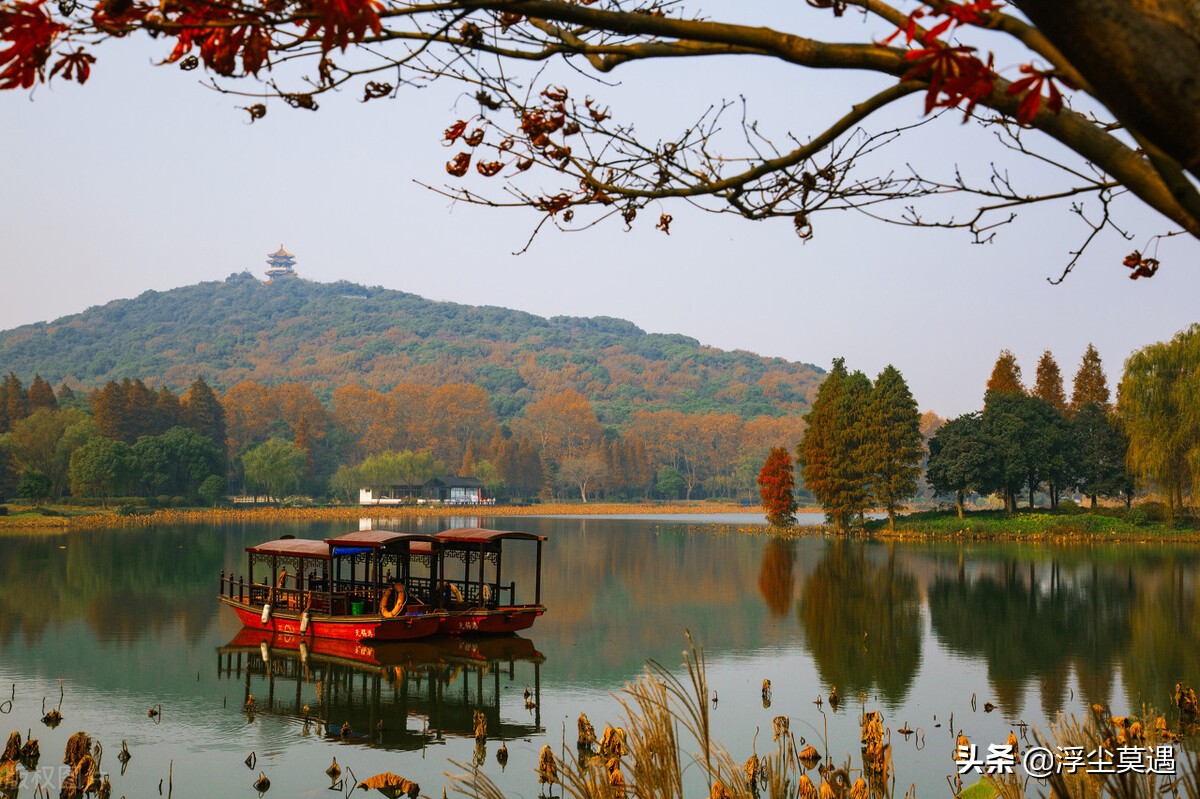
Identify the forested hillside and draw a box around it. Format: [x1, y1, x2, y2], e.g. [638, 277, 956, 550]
[0, 273, 822, 425]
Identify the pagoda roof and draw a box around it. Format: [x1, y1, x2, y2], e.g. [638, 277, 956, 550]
[268, 245, 295, 258]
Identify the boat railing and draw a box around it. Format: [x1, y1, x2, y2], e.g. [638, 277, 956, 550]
[220, 572, 366, 616]
[406, 576, 517, 607]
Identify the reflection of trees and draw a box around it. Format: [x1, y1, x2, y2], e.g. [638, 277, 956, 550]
[1121, 558, 1200, 712]
[0, 527, 224, 647]
[799, 542, 922, 706]
[758, 539, 795, 617]
[928, 558, 1132, 715]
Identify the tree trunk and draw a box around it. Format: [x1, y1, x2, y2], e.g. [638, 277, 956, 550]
[1014, 0, 1200, 176]
[956, 490, 964, 519]
[1090, 494, 1097, 509]
[887, 504, 895, 531]
[1029, 483, 1036, 510]
[579, 482, 588, 503]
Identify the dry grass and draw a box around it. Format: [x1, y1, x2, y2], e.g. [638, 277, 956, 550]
[0, 502, 758, 530]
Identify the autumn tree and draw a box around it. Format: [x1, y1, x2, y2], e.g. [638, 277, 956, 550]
[556, 453, 608, 503]
[1071, 344, 1111, 412]
[7, 2, 1198, 273]
[182, 376, 227, 460]
[757, 446, 797, 527]
[0, 373, 28, 434]
[27, 375, 57, 411]
[1032, 351, 1068, 413]
[513, 389, 602, 469]
[866, 365, 923, 530]
[984, 350, 1024, 403]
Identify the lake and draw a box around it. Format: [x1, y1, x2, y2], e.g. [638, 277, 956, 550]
[1, 514, 1197, 798]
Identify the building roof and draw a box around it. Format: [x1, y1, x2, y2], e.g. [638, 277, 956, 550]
[268, 245, 295, 258]
[436, 528, 546, 544]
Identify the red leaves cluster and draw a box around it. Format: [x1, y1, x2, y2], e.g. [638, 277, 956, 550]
[1005, 63, 1069, 124]
[1123, 251, 1159, 280]
[901, 42, 994, 116]
[0, 0, 67, 89]
[883, 1, 1070, 125]
[299, 0, 382, 54]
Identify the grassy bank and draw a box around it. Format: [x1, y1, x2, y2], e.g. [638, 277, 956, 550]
[0, 501, 765, 530]
[868, 507, 1200, 542]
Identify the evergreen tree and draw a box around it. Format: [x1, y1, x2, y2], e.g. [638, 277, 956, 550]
[28, 375, 58, 411]
[980, 392, 1068, 511]
[0, 373, 29, 434]
[126, 378, 157, 440]
[757, 446, 797, 526]
[1071, 343, 1111, 412]
[1032, 351, 1068, 413]
[182, 377, 227, 461]
[984, 350, 1024, 405]
[91, 380, 131, 441]
[1070, 403, 1129, 507]
[56, 383, 76, 405]
[154, 386, 183, 433]
[799, 359, 873, 532]
[866, 365, 923, 529]
[68, 438, 133, 508]
[926, 413, 993, 518]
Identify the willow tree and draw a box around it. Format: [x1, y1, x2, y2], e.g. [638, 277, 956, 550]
[1118, 325, 1200, 522]
[3, 2, 1198, 275]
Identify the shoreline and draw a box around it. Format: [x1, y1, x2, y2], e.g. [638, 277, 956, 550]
[0, 502, 774, 530]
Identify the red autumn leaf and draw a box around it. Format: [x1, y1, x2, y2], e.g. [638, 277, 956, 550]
[446, 152, 471, 177]
[49, 46, 94, 83]
[0, 0, 67, 90]
[902, 41, 994, 116]
[475, 160, 504, 176]
[1005, 64, 1069, 124]
[443, 119, 467, 143]
[298, 0, 383, 55]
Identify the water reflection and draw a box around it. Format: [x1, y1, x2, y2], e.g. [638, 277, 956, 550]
[216, 632, 544, 750]
[798, 541, 923, 706]
[1, 522, 1199, 799]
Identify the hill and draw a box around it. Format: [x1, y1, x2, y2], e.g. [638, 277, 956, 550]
[0, 273, 823, 424]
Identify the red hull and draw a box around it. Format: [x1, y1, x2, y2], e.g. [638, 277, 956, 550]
[220, 596, 444, 641]
[437, 606, 545, 635]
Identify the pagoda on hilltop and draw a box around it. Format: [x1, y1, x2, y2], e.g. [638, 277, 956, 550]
[265, 245, 297, 280]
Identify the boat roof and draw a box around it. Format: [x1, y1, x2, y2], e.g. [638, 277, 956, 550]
[325, 530, 444, 549]
[247, 538, 330, 558]
[435, 528, 546, 544]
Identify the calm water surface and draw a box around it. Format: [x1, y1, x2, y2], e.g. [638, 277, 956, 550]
[1, 515, 1197, 798]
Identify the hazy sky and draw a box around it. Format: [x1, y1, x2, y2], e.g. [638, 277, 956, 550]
[2, 6, 1197, 417]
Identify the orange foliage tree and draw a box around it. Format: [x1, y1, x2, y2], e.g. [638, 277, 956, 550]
[757, 446, 797, 526]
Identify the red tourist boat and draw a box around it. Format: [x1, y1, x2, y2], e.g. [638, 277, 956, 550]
[412, 528, 547, 635]
[219, 527, 547, 642]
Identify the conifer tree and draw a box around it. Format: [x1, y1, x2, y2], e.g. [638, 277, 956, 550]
[1032, 351, 1068, 413]
[0, 373, 29, 434]
[867, 365, 923, 530]
[91, 380, 130, 441]
[1071, 344, 1111, 412]
[757, 446, 797, 526]
[984, 350, 1024, 404]
[182, 376, 228, 460]
[126, 378, 157, 440]
[799, 359, 873, 532]
[28, 375, 58, 411]
[56, 383, 76, 405]
[154, 387, 183, 433]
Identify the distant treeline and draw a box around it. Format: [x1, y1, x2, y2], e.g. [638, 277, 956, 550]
[0, 373, 807, 504]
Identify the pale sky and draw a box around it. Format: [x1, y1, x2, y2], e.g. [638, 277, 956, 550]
[2, 6, 1197, 417]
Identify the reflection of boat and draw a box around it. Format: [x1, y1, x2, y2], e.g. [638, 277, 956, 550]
[216, 630, 545, 750]
[218, 528, 547, 642]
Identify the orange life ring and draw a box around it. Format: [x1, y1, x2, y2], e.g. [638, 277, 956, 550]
[380, 585, 407, 618]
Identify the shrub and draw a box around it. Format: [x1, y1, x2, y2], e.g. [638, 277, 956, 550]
[115, 503, 138, 516]
[1058, 498, 1080, 514]
[1125, 507, 1148, 526]
[170, 496, 189, 507]
[156, 495, 172, 507]
[0, 506, 7, 516]
[1139, 501, 1170, 523]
